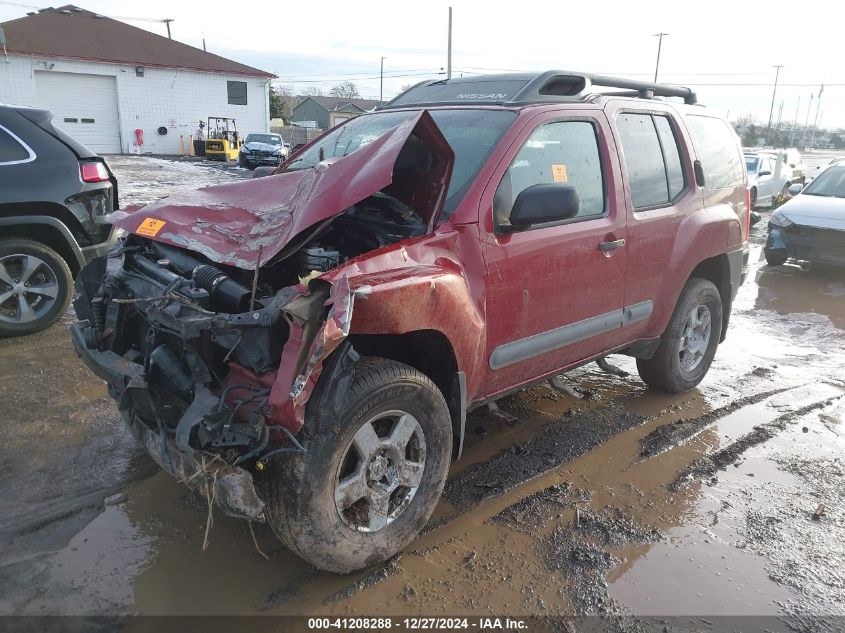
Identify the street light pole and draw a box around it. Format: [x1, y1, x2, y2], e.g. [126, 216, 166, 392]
[790, 95, 801, 147]
[163, 18, 173, 39]
[379, 56, 386, 105]
[652, 33, 668, 82]
[447, 7, 453, 80]
[765, 65, 783, 146]
[800, 93, 814, 150]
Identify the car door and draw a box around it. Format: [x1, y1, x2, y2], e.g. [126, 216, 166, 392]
[479, 110, 628, 395]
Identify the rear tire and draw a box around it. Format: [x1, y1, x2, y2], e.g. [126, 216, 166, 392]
[0, 238, 72, 338]
[750, 187, 757, 208]
[636, 278, 722, 393]
[264, 357, 452, 573]
[765, 251, 788, 266]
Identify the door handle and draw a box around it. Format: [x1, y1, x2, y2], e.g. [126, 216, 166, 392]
[598, 239, 625, 251]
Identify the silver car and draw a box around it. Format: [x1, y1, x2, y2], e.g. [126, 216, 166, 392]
[764, 164, 845, 266]
[746, 151, 792, 208]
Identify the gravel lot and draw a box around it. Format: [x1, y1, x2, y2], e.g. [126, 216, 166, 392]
[0, 154, 843, 628]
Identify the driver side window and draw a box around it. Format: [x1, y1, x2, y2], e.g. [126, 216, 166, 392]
[494, 120, 605, 227]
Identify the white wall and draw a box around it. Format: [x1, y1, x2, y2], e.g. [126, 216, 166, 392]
[0, 54, 270, 155]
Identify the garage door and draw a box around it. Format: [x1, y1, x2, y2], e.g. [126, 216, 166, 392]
[34, 71, 122, 154]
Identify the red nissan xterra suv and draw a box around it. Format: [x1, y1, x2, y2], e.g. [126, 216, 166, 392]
[71, 71, 750, 573]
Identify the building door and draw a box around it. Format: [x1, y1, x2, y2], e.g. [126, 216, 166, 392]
[34, 71, 122, 154]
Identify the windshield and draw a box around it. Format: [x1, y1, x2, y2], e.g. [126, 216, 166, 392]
[745, 157, 759, 172]
[282, 109, 517, 217]
[246, 134, 282, 145]
[801, 166, 845, 198]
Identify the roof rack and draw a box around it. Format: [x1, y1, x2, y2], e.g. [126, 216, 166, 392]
[382, 71, 698, 109]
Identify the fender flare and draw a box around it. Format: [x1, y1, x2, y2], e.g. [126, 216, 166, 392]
[0, 215, 85, 269]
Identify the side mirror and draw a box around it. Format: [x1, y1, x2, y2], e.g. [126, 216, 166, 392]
[760, 170, 772, 177]
[788, 183, 803, 195]
[508, 183, 579, 231]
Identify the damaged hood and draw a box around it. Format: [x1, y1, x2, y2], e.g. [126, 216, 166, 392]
[109, 110, 453, 270]
[781, 195, 845, 231]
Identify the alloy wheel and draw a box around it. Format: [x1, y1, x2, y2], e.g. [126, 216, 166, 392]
[678, 304, 712, 373]
[334, 410, 427, 532]
[0, 254, 60, 325]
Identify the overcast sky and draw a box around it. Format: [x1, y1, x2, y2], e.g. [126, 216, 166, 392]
[2, 0, 842, 129]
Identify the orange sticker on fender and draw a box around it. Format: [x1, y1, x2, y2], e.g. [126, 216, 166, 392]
[136, 217, 166, 237]
[552, 164, 568, 183]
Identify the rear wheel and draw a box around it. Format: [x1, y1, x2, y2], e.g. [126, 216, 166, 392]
[765, 250, 788, 266]
[637, 278, 722, 393]
[0, 238, 72, 337]
[750, 187, 758, 208]
[264, 357, 452, 573]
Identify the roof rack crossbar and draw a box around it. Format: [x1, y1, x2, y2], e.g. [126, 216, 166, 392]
[509, 71, 697, 105]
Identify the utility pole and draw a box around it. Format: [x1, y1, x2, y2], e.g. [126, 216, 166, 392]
[379, 56, 386, 105]
[765, 65, 783, 147]
[810, 84, 824, 148]
[800, 93, 814, 150]
[653, 33, 668, 82]
[790, 95, 801, 147]
[163, 18, 173, 39]
[447, 7, 452, 80]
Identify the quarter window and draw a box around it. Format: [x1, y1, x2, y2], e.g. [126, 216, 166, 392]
[0, 126, 33, 164]
[686, 115, 744, 190]
[494, 120, 605, 227]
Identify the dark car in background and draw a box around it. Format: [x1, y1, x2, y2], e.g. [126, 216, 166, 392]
[0, 104, 118, 337]
[765, 164, 845, 266]
[238, 132, 287, 169]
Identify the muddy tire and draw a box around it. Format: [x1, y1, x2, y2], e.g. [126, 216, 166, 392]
[765, 250, 788, 266]
[264, 357, 452, 573]
[0, 238, 72, 338]
[636, 278, 722, 393]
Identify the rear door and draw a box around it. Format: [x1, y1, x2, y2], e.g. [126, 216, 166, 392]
[607, 106, 701, 342]
[479, 110, 629, 395]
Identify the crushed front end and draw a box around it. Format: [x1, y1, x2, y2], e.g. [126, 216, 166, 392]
[71, 237, 341, 522]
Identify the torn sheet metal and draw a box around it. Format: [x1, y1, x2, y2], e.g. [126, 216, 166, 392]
[107, 111, 453, 270]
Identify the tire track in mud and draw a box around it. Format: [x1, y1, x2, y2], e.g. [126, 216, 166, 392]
[671, 394, 844, 490]
[432, 403, 645, 529]
[638, 386, 795, 458]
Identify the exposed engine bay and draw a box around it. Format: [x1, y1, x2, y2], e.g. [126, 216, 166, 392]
[72, 192, 427, 497]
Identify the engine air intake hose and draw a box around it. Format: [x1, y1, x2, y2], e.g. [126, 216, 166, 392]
[192, 265, 252, 313]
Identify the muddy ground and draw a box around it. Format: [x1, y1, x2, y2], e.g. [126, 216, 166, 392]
[1, 154, 843, 627]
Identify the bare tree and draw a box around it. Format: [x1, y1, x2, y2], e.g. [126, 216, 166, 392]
[329, 81, 360, 99]
[399, 83, 412, 92]
[303, 87, 325, 97]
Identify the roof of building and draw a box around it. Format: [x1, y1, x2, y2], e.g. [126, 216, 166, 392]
[0, 5, 274, 77]
[294, 96, 382, 113]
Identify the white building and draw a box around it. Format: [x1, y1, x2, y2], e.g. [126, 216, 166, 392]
[0, 5, 274, 155]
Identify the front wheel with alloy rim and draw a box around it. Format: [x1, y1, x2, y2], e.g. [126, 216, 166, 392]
[0, 238, 72, 337]
[264, 357, 452, 573]
[636, 278, 723, 393]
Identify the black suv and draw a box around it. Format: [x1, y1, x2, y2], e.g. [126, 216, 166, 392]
[0, 104, 118, 337]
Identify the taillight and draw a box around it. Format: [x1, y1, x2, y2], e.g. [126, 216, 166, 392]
[80, 161, 110, 183]
[745, 188, 751, 238]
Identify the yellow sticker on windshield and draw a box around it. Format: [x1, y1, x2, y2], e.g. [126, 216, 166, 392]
[552, 164, 568, 183]
[137, 217, 166, 237]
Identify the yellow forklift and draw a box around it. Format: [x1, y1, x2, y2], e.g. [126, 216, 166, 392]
[205, 117, 241, 161]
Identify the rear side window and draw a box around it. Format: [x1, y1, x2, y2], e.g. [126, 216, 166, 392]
[616, 113, 680, 209]
[685, 115, 744, 190]
[494, 120, 605, 226]
[0, 125, 34, 164]
[653, 116, 685, 199]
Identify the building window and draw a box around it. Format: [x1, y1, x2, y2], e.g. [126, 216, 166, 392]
[64, 118, 79, 123]
[227, 81, 248, 105]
